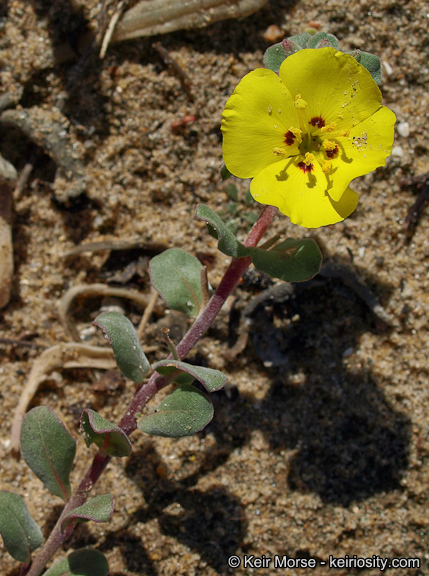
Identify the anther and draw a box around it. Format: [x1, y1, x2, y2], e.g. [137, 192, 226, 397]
[294, 94, 308, 109]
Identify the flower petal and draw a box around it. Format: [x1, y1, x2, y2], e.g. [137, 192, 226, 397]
[250, 157, 358, 228]
[279, 48, 383, 132]
[325, 105, 396, 201]
[221, 69, 300, 178]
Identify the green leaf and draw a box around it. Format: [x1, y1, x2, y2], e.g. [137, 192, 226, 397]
[152, 359, 227, 392]
[149, 248, 204, 318]
[80, 409, 132, 457]
[288, 32, 312, 48]
[220, 163, 233, 181]
[263, 33, 312, 73]
[137, 383, 214, 437]
[0, 491, 43, 562]
[348, 49, 382, 84]
[150, 364, 195, 386]
[195, 204, 250, 258]
[20, 407, 76, 501]
[249, 238, 322, 282]
[42, 549, 109, 576]
[227, 202, 238, 215]
[244, 188, 255, 206]
[246, 211, 259, 225]
[307, 32, 340, 49]
[225, 183, 239, 201]
[93, 312, 150, 383]
[61, 495, 113, 533]
[264, 42, 292, 74]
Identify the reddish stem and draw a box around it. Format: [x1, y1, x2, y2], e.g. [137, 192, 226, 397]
[25, 204, 278, 576]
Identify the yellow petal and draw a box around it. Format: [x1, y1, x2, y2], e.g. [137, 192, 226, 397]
[279, 48, 384, 133]
[221, 68, 300, 178]
[325, 105, 396, 201]
[250, 157, 358, 228]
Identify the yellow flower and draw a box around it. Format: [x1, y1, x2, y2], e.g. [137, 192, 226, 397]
[221, 48, 396, 228]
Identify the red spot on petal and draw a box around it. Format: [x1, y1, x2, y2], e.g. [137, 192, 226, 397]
[284, 131, 296, 146]
[298, 161, 313, 173]
[309, 116, 325, 128]
[326, 145, 339, 159]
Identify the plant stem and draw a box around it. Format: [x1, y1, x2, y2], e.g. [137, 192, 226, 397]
[26, 204, 278, 576]
[119, 204, 278, 434]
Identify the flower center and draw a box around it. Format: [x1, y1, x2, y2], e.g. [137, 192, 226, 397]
[296, 115, 340, 173]
[274, 107, 342, 175]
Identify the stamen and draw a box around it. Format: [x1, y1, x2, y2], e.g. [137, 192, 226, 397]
[284, 127, 302, 146]
[321, 122, 337, 133]
[290, 127, 302, 136]
[321, 160, 332, 173]
[294, 94, 308, 109]
[322, 140, 337, 151]
[326, 146, 339, 159]
[323, 141, 339, 159]
[303, 152, 315, 166]
[294, 95, 310, 136]
[273, 147, 288, 156]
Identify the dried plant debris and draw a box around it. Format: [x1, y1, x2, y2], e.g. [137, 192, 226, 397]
[0, 153, 17, 308]
[10, 343, 117, 453]
[58, 283, 159, 341]
[0, 107, 87, 206]
[111, 0, 269, 42]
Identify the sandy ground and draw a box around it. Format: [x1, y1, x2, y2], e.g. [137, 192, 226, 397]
[0, 0, 428, 574]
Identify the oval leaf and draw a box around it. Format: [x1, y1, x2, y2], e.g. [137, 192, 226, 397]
[150, 364, 195, 386]
[20, 407, 76, 501]
[195, 204, 250, 258]
[220, 164, 233, 181]
[149, 248, 204, 318]
[93, 312, 150, 383]
[307, 32, 340, 49]
[249, 238, 322, 282]
[0, 491, 43, 563]
[347, 49, 382, 84]
[42, 549, 109, 576]
[81, 409, 132, 457]
[61, 495, 113, 533]
[263, 41, 299, 73]
[137, 383, 214, 438]
[287, 32, 312, 48]
[153, 359, 227, 392]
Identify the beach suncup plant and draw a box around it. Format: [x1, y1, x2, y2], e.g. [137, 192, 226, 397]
[0, 35, 395, 576]
[222, 48, 396, 227]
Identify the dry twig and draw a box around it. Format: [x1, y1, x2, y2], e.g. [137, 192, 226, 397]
[58, 283, 156, 340]
[0, 154, 17, 308]
[11, 343, 117, 453]
[111, 0, 268, 42]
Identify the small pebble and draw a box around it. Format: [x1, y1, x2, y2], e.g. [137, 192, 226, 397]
[382, 60, 393, 75]
[263, 25, 285, 43]
[391, 145, 403, 158]
[397, 121, 410, 138]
